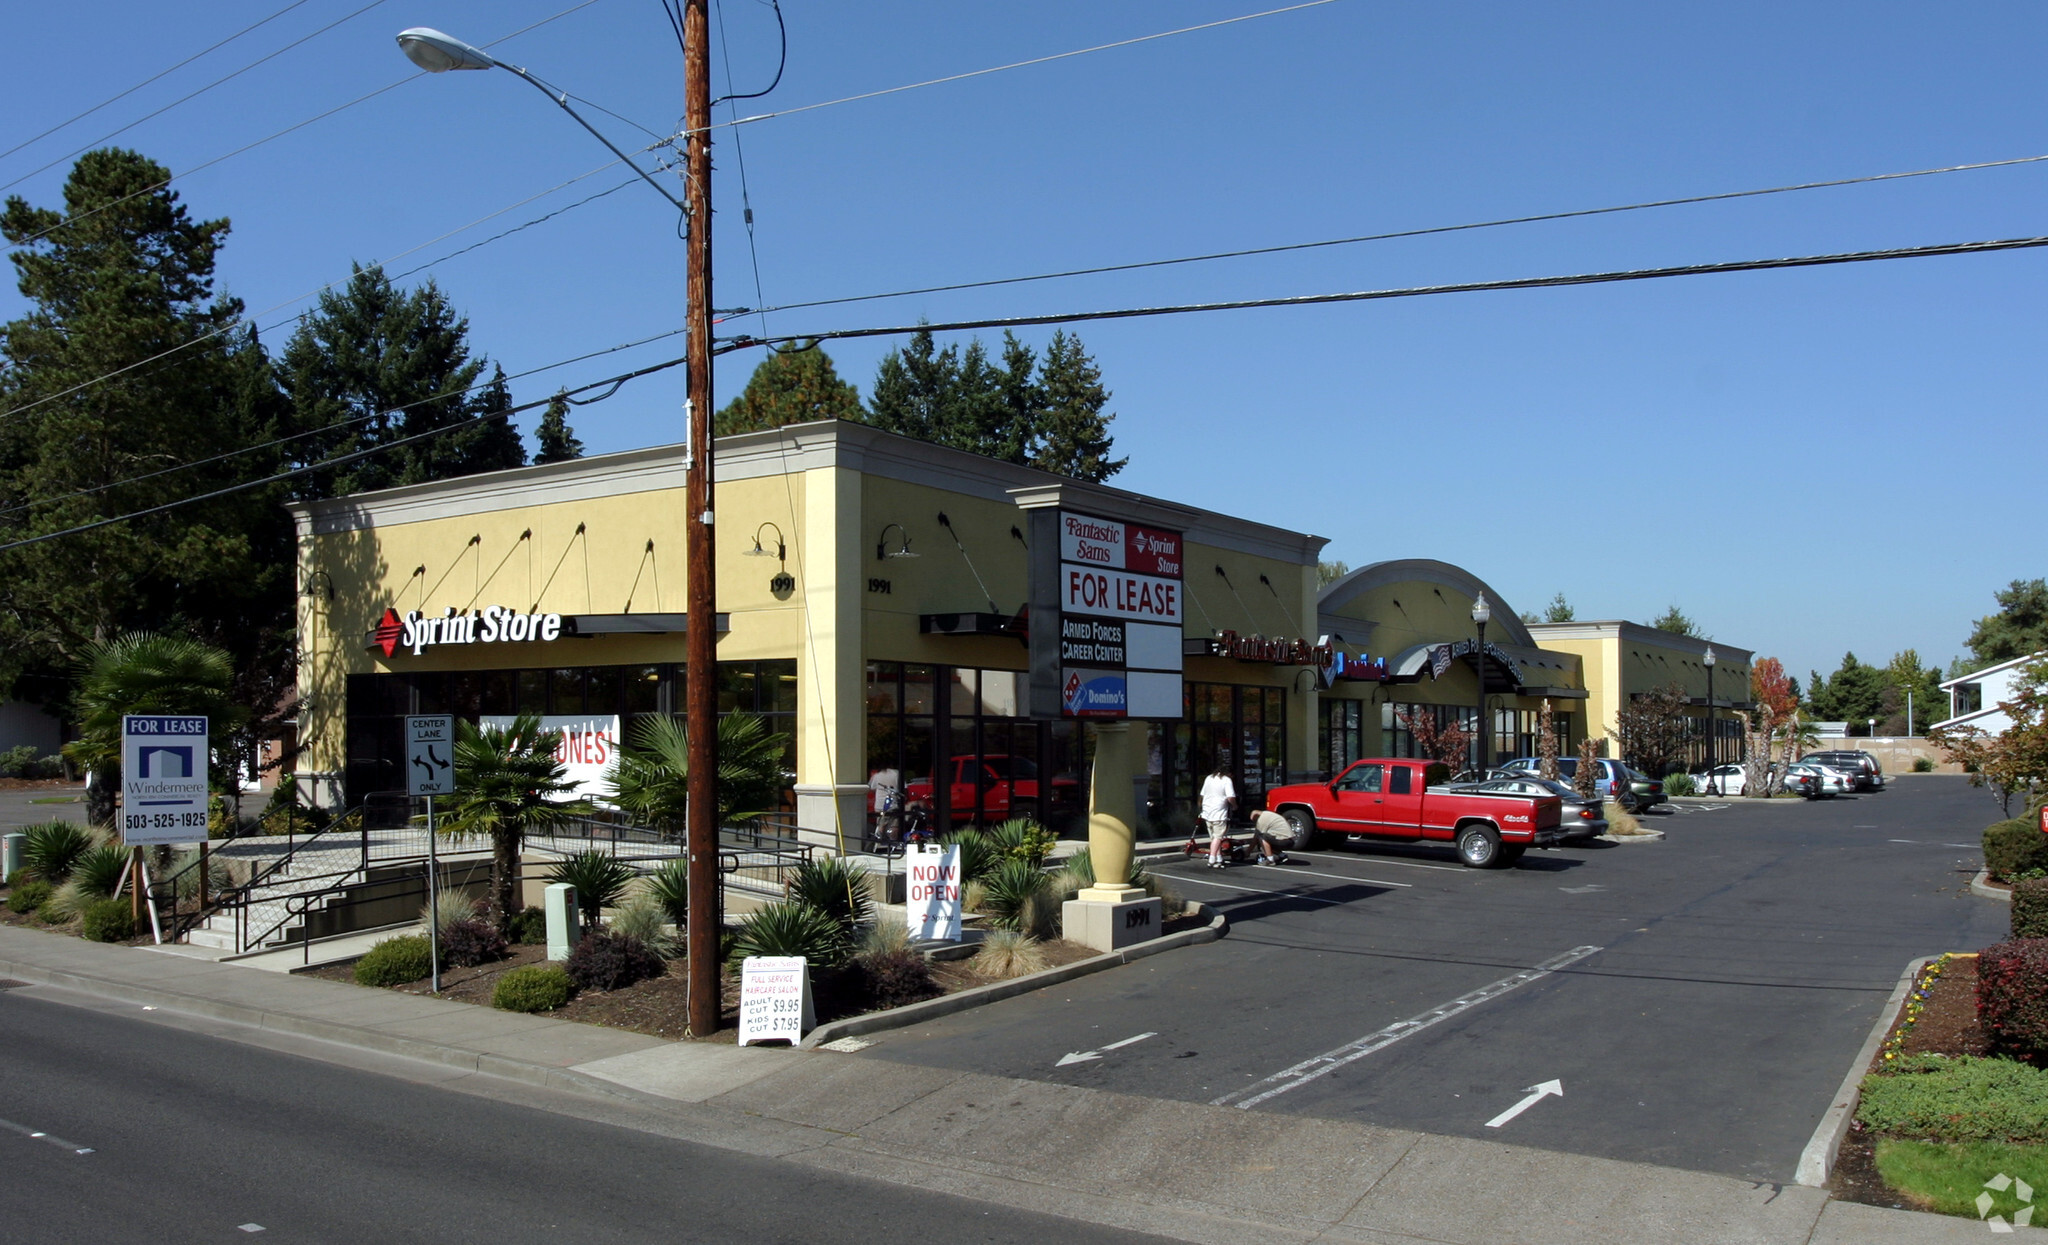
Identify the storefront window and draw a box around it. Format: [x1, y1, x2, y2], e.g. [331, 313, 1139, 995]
[1166, 681, 1287, 827]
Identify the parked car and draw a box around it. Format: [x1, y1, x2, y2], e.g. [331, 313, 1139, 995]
[1803, 750, 1884, 791]
[1454, 774, 1608, 842]
[902, 754, 1078, 822]
[1784, 761, 1849, 797]
[1622, 765, 1666, 810]
[1694, 763, 1747, 796]
[1268, 758, 1565, 868]
[1497, 756, 1645, 812]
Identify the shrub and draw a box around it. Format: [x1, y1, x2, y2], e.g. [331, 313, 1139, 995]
[969, 930, 1047, 979]
[1913, 756, 1938, 773]
[0, 743, 39, 777]
[856, 944, 940, 1010]
[1662, 772, 1696, 797]
[1984, 819, 2048, 881]
[1859, 1054, 2048, 1142]
[22, 823, 93, 884]
[421, 886, 481, 942]
[565, 929, 665, 992]
[982, 858, 1053, 933]
[2016, 880, 2048, 940]
[7, 878, 52, 915]
[985, 818, 1058, 867]
[80, 897, 135, 943]
[494, 964, 573, 1013]
[607, 893, 678, 957]
[69, 845, 129, 902]
[644, 857, 689, 927]
[34, 897, 66, 924]
[1604, 802, 1644, 835]
[439, 917, 508, 968]
[1979, 939, 2048, 1061]
[354, 935, 435, 987]
[729, 900, 849, 968]
[546, 850, 637, 929]
[941, 828, 999, 884]
[167, 846, 231, 902]
[506, 906, 548, 945]
[786, 855, 873, 933]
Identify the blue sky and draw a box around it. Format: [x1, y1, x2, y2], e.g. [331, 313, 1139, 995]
[3, 1, 2043, 685]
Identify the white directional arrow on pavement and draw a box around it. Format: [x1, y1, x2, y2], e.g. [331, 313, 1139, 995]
[1055, 1032, 1157, 1067]
[1485, 1079, 1563, 1128]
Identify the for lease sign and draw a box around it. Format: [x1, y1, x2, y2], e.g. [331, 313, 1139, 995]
[121, 715, 209, 846]
[1061, 566, 1183, 625]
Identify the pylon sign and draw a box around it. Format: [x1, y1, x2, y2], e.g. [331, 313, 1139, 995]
[406, 715, 456, 797]
[121, 715, 209, 845]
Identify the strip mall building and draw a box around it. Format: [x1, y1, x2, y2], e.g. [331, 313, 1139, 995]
[290, 420, 1752, 846]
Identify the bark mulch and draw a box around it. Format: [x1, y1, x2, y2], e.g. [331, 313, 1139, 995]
[1830, 955, 1988, 1210]
[306, 929, 1148, 1042]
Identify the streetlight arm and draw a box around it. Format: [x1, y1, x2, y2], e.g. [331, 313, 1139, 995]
[496, 64, 690, 216]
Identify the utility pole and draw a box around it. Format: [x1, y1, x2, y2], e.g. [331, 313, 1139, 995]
[683, 0, 721, 1036]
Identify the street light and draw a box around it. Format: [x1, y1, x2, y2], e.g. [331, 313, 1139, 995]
[1702, 646, 1716, 783]
[1471, 592, 1491, 770]
[397, 12, 723, 1035]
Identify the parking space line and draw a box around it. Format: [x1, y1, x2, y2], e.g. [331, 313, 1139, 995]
[1287, 852, 1462, 873]
[1252, 862, 1422, 887]
[1211, 944, 1603, 1110]
[1150, 874, 1348, 904]
[0, 1115, 94, 1155]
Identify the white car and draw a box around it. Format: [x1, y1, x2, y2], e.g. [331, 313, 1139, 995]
[1694, 763, 1747, 796]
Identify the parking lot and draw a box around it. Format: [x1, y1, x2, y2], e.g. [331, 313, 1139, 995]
[855, 775, 2008, 1182]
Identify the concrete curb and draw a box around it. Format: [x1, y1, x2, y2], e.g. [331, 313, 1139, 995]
[1597, 828, 1666, 844]
[0, 948, 670, 1110]
[1793, 954, 1932, 1187]
[798, 904, 1228, 1049]
[1972, 869, 2012, 903]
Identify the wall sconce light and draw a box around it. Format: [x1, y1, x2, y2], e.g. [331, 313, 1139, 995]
[876, 523, 918, 560]
[302, 570, 335, 601]
[744, 521, 786, 562]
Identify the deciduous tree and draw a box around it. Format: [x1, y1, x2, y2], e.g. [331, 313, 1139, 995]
[1396, 706, 1471, 769]
[1617, 682, 1690, 776]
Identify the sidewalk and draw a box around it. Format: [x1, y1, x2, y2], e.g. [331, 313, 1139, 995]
[0, 923, 2006, 1244]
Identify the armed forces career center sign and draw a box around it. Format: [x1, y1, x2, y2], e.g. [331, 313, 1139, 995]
[1027, 509, 1183, 720]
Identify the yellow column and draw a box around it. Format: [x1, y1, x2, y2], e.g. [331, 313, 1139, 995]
[1079, 721, 1145, 903]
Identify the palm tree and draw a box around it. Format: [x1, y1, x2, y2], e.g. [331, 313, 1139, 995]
[606, 711, 790, 837]
[64, 633, 244, 827]
[444, 714, 591, 927]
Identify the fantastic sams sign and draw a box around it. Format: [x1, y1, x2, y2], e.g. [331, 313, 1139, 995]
[1030, 510, 1184, 720]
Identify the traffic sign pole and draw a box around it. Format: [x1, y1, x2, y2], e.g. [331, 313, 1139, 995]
[427, 794, 440, 994]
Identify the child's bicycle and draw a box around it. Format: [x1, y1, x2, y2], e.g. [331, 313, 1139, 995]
[1180, 832, 1252, 865]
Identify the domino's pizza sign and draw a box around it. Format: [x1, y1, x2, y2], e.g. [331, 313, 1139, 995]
[121, 715, 210, 846]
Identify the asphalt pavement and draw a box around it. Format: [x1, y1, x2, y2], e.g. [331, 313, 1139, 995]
[0, 983, 1175, 1245]
[858, 775, 2007, 1183]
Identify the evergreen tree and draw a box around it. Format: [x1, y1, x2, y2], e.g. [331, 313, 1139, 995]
[714, 341, 862, 435]
[1032, 330, 1125, 482]
[1806, 653, 1888, 731]
[1543, 593, 1575, 623]
[0, 148, 292, 705]
[278, 264, 524, 499]
[533, 390, 585, 463]
[1964, 579, 2048, 670]
[867, 328, 954, 444]
[1649, 604, 1699, 637]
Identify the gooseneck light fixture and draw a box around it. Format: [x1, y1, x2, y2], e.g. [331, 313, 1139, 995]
[744, 521, 785, 561]
[876, 523, 918, 560]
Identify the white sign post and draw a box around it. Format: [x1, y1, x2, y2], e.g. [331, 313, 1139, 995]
[406, 715, 455, 993]
[737, 955, 813, 1046]
[121, 716, 209, 846]
[904, 844, 963, 942]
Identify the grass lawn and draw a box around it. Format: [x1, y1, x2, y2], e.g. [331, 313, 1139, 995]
[28, 796, 79, 804]
[1875, 1138, 2048, 1220]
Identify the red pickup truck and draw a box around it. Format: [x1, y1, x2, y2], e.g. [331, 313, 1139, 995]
[902, 755, 1079, 823]
[1267, 758, 1563, 868]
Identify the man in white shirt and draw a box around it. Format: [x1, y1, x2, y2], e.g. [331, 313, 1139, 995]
[1200, 761, 1236, 868]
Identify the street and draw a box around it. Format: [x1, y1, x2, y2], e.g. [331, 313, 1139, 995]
[0, 985, 1174, 1244]
[860, 774, 2006, 1183]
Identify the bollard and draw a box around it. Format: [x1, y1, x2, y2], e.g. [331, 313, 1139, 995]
[0, 832, 22, 879]
[544, 882, 580, 961]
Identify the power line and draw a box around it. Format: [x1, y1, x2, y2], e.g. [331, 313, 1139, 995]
[712, 232, 2048, 355]
[4, 0, 605, 254]
[0, 140, 672, 427]
[0, 0, 315, 165]
[706, 0, 1343, 134]
[0, 320, 686, 520]
[721, 150, 2048, 320]
[0, 0, 398, 197]
[713, 0, 774, 342]
[0, 352, 688, 555]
